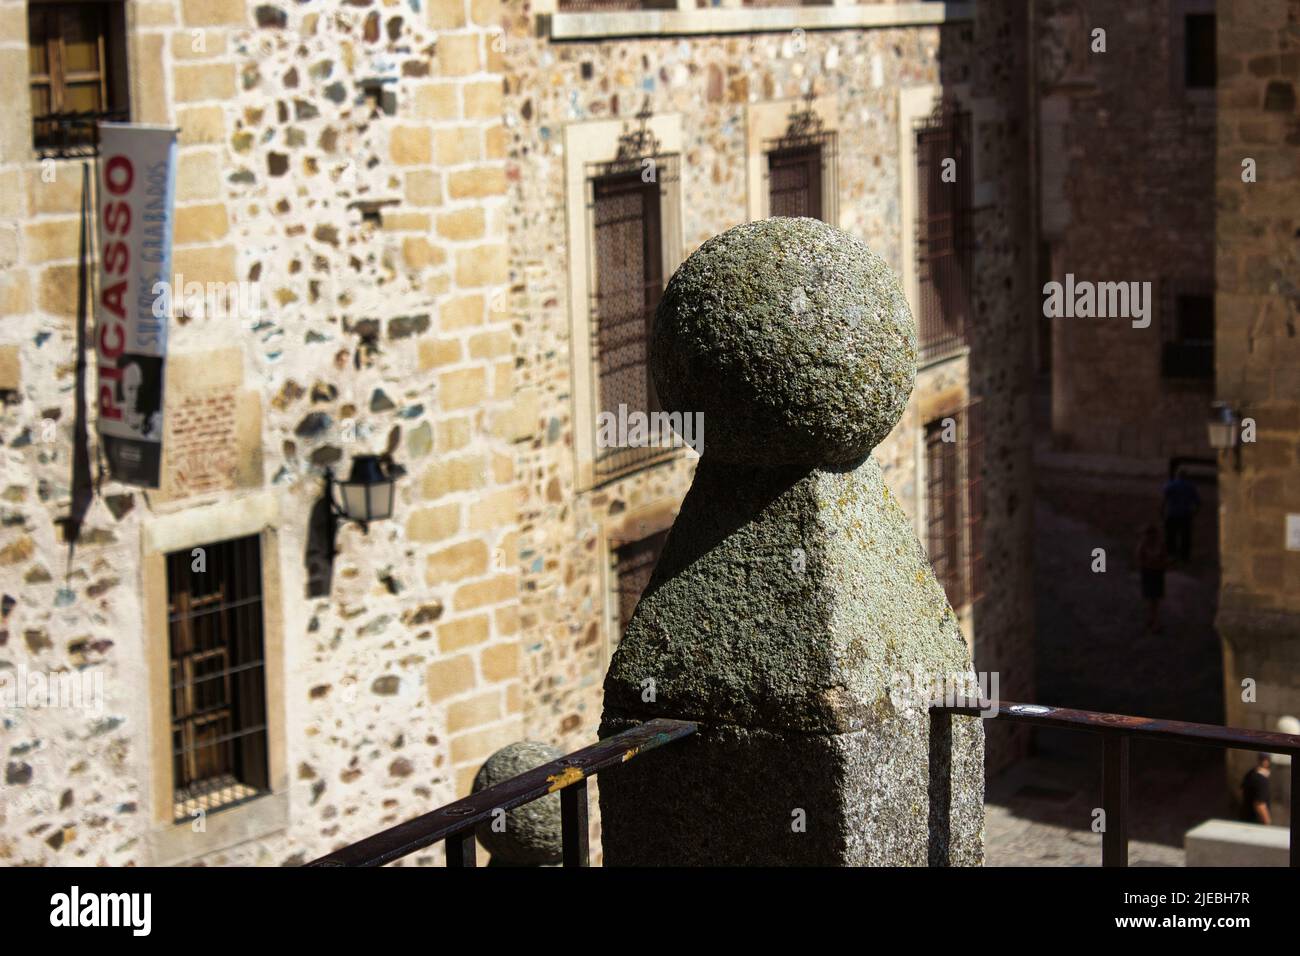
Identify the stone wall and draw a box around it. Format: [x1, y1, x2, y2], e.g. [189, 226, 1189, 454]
[0, 0, 1036, 865]
[502, 3, 1034, 773]
[1039, 0, 1216, 464]
[1214, 0, 1300, 787]
[0, 0, 523, 866]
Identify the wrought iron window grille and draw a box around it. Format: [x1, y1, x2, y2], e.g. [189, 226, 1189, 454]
[584, 107, 683, 484]
[762, 92, 839, 225]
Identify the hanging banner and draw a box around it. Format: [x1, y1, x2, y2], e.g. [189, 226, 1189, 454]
[95, 124, 177, 488]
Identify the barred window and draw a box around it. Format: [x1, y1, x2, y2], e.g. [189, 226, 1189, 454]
[167, 535, 270, 823]
[614, 530, 669, 643]
[768, 145, 824, 221]
[589, 169, 672, 481]
[925, 418, 966, 609]
[27, 1, 129, 155]
[762, 94, 838, 225]
[914, 102, 972, 360]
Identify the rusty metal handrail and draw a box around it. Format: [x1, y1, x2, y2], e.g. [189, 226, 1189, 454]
[306, 718, 697, 867]
[931, 699, 1300, 867]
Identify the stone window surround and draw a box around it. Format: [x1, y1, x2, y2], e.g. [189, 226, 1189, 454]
[10, 1, 171, 164]
[564, 113, 686, 492]
[140, 490, 289, 865]
[537, 0, 974, 42]
[898, 80, 998, 372]
[745, 96, 840, 226]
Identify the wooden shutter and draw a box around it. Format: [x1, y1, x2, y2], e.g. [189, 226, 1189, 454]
[27, 3, 126, 153]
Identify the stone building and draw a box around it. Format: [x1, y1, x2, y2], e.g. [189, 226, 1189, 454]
[1214, 0, 1300, 814]
[1036, 0, 1217, 465]
[0, 0, 1034, 866]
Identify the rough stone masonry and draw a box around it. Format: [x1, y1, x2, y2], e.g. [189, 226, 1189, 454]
[599, 217, 984, 865]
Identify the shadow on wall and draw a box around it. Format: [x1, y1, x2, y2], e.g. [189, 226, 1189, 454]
[305, 494, 334, 598]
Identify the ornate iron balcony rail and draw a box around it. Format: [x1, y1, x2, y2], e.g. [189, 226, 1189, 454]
[306, 718, 697, 867]
[34, 109, 130, 160]
[931, 699, 1300, 867]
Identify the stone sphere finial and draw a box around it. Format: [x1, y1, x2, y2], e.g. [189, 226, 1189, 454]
[471, 741, 563, 866]
[651, 217, 917, 467]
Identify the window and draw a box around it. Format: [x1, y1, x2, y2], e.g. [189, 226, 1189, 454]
[914, 102, 972, 360]
[768, 145, 824, 221]
[566, 114, 683, 489]
[27, 1, 128, 155]
[1162, 282, 1214, 381]
[1184, 13, 1216, 89]
[925, 418, 965, 609]
[167, 535, 270, 823]
[587, 135, 681, 482]
[613, 530, 669, 642]
[758, 95, 838, 225]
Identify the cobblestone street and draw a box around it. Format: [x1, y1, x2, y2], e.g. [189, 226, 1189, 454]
[984, 411, 1229, 866]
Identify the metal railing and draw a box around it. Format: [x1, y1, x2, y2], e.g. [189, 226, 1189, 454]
[34, 109, 129, 160]
[306, 718, 697, 867]
[931, 699, 1300, 867]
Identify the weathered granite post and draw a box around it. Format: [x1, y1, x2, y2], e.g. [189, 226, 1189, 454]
[598, 217, 984, 865]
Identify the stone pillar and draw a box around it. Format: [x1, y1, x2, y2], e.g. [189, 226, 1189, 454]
[598, 218, 984, 866]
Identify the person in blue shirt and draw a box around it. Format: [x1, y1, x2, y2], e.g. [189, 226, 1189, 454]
[1162, 468, 1201, 563]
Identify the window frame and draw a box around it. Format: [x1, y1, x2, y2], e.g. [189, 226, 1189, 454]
[767, 143, 825, 221]
[746, 96, 839, 226]
[586, 161, 678, 483]
[141, 494, 288, 862]
[564, 114, 686, 491]
[26, 0, 130, 157]
[912, 97, 973, 362]
[165, 534, 271, 824]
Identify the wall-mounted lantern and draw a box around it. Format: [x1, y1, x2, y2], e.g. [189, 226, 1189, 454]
[1207, 401, 1242, 470]
[324, 455, 402, 553]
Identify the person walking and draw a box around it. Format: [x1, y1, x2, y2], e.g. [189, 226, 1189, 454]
[1162, 468, 1200, 563]
[1239, 754, 1272, 825]
[1136, 524, 1167, 634]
